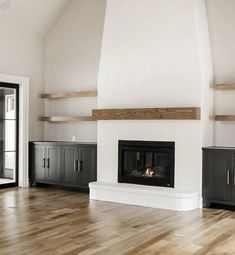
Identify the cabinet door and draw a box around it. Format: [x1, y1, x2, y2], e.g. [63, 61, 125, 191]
[34, 145, 46, 181]
[62, 145, 78, 186]
[46, 145, 61, 183]
[78, 146, 97, 187]
[207, 151, 233, 201]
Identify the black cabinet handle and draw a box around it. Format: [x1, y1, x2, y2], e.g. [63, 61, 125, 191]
[77, 160, 82, 172]
[227, 170, 230, 185]
[73, 160, 82, 172]
[47, 158, 50, 169]
[42, 158, 46, 168]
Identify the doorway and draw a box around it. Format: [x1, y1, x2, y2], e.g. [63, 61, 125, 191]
[0, 82, 19, 187]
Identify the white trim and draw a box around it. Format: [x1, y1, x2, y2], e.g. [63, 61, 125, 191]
[0, 74, 29, 188]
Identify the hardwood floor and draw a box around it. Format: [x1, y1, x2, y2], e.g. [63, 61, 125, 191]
[0, 188, 235, 255]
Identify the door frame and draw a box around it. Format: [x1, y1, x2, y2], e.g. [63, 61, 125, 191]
[0, 74, 29, 188]
[0, 82, 19, 188]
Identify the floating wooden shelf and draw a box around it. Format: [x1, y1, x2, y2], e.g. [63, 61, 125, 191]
[41, 116, 95, 122]
[215, 84, 235, 90]
[41, 90, 97, 99]
[215, 115, 235, 121]
[92, 107, 201, 120]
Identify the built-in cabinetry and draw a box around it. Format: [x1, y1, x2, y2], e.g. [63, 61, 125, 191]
[29, 141, 97, 191]
[202, 147, 235, 207]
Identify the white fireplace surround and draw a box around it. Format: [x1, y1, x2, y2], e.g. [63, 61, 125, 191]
[89, 182, 200, 211]
[88, 0, 213, 212]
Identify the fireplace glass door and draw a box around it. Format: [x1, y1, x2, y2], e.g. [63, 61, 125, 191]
[118, 141, 175, 187]
[0, 83, 19, 187]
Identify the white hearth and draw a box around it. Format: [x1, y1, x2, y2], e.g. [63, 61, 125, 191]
[89, 182, 200, 211]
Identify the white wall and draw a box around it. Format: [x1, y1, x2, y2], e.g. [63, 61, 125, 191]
[97, 0, 211, 194]
[206, 0, 235, 146]
[44, 0, 106, 142]
[0, 31, 44, 140]
[194, 0, 214, 147]
[0, 0, 70, 140]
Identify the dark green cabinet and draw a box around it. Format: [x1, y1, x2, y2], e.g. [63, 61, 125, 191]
[78, 146, 97, 188]
[29, 142, 97, 191]
[203, 147, 235, 207]
[34, 145, 46, 181]
[62, 145, 78, 186]
[47, 146, 61, 182]
[33, 144, 61, 184]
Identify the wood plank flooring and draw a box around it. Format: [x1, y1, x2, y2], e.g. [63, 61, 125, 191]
[0, 188, 235, 255]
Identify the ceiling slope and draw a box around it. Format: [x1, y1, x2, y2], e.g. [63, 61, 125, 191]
[0, 0, 71, 35]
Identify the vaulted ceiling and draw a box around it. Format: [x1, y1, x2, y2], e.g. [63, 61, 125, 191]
[0, 0, 71, 35]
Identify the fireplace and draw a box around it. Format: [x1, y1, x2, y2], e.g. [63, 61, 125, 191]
[118, 140, 175, 188]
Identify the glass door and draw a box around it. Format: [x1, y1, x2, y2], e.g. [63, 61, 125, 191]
[0, 83, 18, 187]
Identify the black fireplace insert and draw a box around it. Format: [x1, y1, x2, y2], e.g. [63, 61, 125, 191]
[118, 140, 175, 188]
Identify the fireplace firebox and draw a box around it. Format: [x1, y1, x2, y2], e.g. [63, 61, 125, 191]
[118, 140, 175, 188]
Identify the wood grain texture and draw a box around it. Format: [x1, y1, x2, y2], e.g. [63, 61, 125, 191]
[40, 116, 95, 122]
[0, 187, 235, 255]
[215, 115, 235, 121]
[41, 90, 97, 99]
[215, 84, 235, 90]
[92, 107, 201, 120]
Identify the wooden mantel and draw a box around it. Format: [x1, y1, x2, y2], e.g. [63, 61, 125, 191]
[92, 107, 201, 120]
